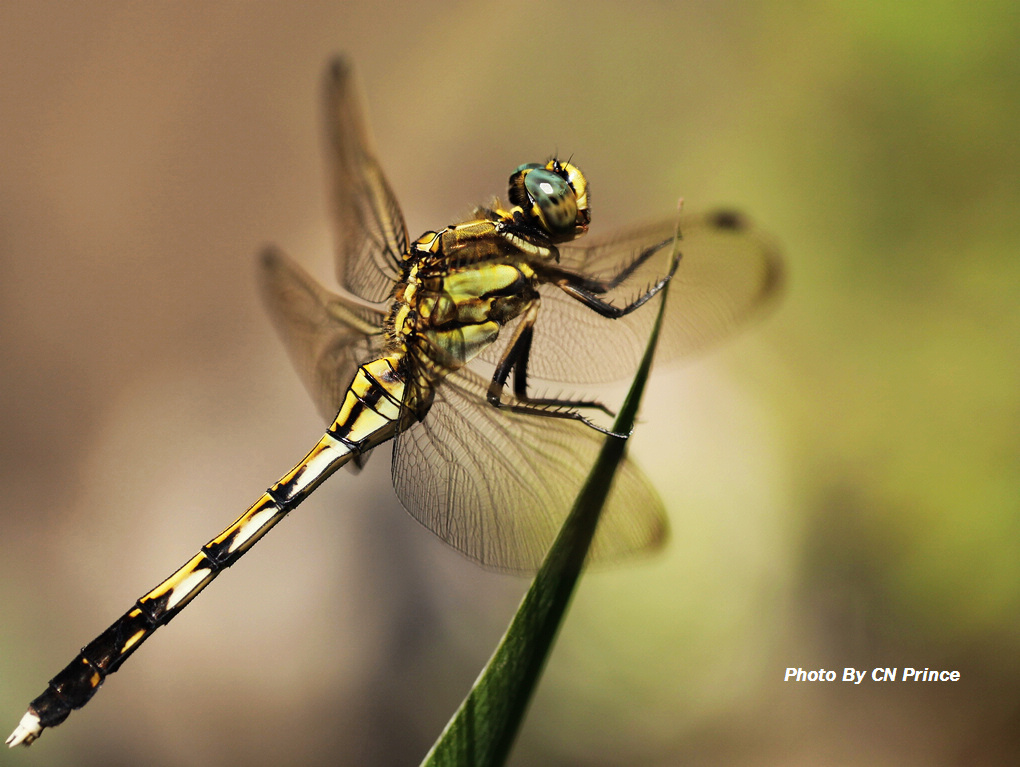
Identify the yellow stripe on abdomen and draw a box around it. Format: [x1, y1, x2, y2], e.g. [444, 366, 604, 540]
[330, 356, 406, 448]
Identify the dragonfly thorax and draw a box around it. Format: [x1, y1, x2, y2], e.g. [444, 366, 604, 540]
[388, 231, 541, 380]
[385, 162, 593, 381]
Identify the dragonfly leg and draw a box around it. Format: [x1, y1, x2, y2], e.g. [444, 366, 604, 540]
[536, 222, 683, 317]
[486, 304, 629, 438]
[595, 234, 682, 293]
[542, 229, 679, 294]
[554, 245, 680, 318]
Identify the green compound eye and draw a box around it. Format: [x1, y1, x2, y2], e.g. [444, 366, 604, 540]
[513, 162, 544, 175]
[523, 168, 577, 236]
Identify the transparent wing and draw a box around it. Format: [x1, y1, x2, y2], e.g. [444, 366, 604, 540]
[323, 56, 408, 303]
[482, 210, 783, 384]
[391, 366, 667, 572]
[258, 246, 386, 422]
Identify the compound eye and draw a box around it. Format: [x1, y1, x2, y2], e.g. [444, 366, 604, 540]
[524, 168, 578, 236]
[513, 162, 544, 175]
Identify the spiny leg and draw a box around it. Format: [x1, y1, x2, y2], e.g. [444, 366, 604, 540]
[537, 223, 683, 316]
[485, 303, 626, 438]
[595, 232, 682, 292]
[552, 249, 679, 318]
[485, 206, 685, 436]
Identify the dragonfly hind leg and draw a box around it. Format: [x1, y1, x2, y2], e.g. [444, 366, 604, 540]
[486, 304, 628, 438]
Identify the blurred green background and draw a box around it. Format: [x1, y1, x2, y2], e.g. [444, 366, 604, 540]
[1, 2, 1017, 765]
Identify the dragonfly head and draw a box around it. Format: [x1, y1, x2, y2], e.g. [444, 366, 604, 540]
[508, 159, 590, 243]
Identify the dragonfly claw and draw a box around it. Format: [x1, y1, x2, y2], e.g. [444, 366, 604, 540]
[577, 413, 632, 440]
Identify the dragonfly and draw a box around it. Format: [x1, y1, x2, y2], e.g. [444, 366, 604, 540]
[7, 56, 781, 748]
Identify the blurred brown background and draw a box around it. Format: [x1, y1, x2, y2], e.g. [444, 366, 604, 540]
[1, 2, 1017, 765]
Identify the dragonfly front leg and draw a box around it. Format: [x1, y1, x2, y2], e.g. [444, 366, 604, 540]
[539, 226, 683, 318]
[554, 250, 680, 318]
[486, 303, 628, 438]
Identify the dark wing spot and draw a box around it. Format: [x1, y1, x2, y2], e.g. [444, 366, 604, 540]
[328, 55, 352, 82]
[707, 209, 748, 231]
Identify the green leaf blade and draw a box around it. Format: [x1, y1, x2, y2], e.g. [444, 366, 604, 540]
[421, 250, 673, 767]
